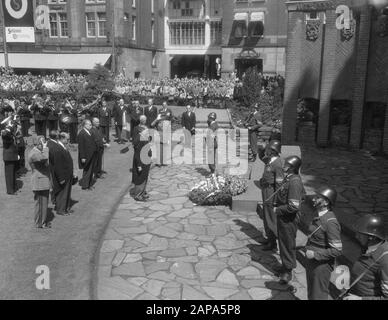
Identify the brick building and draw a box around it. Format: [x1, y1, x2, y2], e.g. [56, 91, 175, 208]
[221, 0, 288, 78]
[282, 0, 388, 154]
[0, 0, 168, 78]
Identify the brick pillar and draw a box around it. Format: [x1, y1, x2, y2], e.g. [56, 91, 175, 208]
[316, 10, 337, 147]
[349, 8, 372, 149]
[69, 0, 82, 39]
[384, 104, 388, 154]
[282, 11, 303, 145]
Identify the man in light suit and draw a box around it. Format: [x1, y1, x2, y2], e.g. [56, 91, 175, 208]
[28, 136, 51, 229]
[113, 98, 127, 144]
[77, 120, 98, 190]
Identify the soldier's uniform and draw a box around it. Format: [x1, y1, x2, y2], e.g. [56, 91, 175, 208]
[305, 211, 343, 300]
[275, 174, 305, 274]
[259, 152, 284, 247]
[349, 241, 388, 300]
[47, 104, 60, 132]
[32, 104, 49, 138]
[18, 105, 31, 137]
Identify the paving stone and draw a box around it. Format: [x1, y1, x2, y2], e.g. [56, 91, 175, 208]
[123, 253, 142, 263]
[169, 256, 199, 263]
[148, 271, 176, 282]
[182, 285, 211, 300]
[189, 219, 211, 225]
[186, 247, 198, 256]
[149, 211, 169, 219]
[98, 277, 144, 300]
[218, 252, 233, 258]
[128, 277, 148, 287]
[111, 252, 127, 267]
[133, 234, 153, 245]
[171, 262, 196, 279]
[104, 229, 124, 240]
[115, 226, 148, 235]
[142, 279, 165, 297]
[207, 225, 228, 236]
[228, 254, 251, 269]
[98, 265, 112, 279]
[185, 225, 207, 235]
[136, 293, 160, 300]
[248, 288, 272, 300]
[149, 204, 173, 212]
[214, 237, 246, 250]
[100, 240, 124, 253]
[99, 252, 116, 266]
[142, 252, 159, 261]
[202, 287, 239, 300]
[216, 269, 239, 286]
[228, 291, 252, 300]
[195, 259, 228, 282]
[159, 248, 187, 258]
[168, 209, 193, 219]
[164, 223, 184, 232]
[237, 266, 262, 279]
[162, 287, 181, 300]
[145, 262, 171, 275]
[198, 245, 216, 257]
[151, 226, 179, 238]
[112, 263, 146, 277]
[161, 197, 188, 205]
[177, 233, 198, 240]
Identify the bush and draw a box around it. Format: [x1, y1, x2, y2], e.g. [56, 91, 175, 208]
[85, 64, 115, 94]
[242, 67, 262, 108]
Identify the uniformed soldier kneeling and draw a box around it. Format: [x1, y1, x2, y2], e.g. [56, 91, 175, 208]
[342, 214, 388, 300]
[303, 187, 343, 300]
[274, 156, 305, 285]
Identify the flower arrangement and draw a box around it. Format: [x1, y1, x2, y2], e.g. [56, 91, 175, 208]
[189, 175, 248, 206]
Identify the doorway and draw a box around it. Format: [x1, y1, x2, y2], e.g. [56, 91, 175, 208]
[235, 58, 263, 79]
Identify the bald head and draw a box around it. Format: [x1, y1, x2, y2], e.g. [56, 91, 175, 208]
[83, 119, 92, 131]
[92, 118, 100, 128]
[140, 115, 147, 125]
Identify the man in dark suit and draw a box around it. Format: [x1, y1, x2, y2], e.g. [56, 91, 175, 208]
[52, 132, 74, 216]
[78, 119, 98, 191]
[145, 98, 158, 129]
[47, 102, 60, 133]
[113, 98, 127, 144]
[1, 121, 19, 195]
[91, 118, 107, 179]
[130, 100, 144, 141]
[30, 96, 49, 138]
[17, 100, 31, 137]
[98, 100, 111, 143]
[181, 105, 197, 147]
[47, 130, 60, 208]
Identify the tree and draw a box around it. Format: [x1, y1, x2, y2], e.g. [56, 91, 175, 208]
[242, 67, 262, 108]
[85, 64, 115, 94]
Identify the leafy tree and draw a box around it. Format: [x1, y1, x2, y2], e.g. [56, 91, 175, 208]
[85, 64, 114, 94]
[242, 67, 262, 108]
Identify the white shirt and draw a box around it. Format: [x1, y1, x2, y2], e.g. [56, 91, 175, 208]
[318, 209, 329, 218]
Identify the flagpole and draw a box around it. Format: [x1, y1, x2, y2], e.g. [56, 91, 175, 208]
[0, 0, 9, 68]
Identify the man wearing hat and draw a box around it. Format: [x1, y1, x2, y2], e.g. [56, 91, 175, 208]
[343, 214, 388, 300]
[303, 187, 343, 300]
[274, 156, 306, 285]
[28, 136, 51, 229]
[258, 140, 284, 252]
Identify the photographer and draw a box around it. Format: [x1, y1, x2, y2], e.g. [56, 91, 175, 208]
[1, 119, 19, 195]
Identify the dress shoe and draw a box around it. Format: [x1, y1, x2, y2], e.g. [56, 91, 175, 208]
[57, 212, 71, 216]
[134, 196, 147, 202]
[257, 238, 270, 245]
[279, 271, 293, 285]
[66, 210, 74, 214]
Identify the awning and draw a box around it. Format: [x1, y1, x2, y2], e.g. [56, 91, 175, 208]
[0, 53, 111, 70]
[234, 12, 248, 21]
[251, 12, 265, 22]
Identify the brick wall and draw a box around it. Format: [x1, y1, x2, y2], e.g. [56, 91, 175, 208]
[350, 8, 372, 149]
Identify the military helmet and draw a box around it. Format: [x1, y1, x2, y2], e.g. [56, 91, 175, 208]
[316, 187, 337, 206]
[284, 156, 302, 173]
[268, 140, 282, 155]
[355, 214, 386, 241]
[208, 112, 217, 120]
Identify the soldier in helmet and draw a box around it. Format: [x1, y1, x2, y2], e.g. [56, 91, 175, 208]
[258, 140, 284, 252]
[207, 112, 219, 175]
[343, 214, 388, 300]
[274, 156, 306, 285]
[303, 187, 343, 300]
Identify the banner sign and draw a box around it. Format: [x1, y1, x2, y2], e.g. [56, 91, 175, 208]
[2, 0, 35, 42]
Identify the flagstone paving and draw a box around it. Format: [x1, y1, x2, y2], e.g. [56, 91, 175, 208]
[96, 164, 308, 300]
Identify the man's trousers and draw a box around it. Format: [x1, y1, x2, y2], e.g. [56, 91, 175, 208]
[277, 213, 298, 271]
[55, 179, 72, 214]
[34, 190, 49, 227]
[80, 156, 97, 189]
[305, 259, 334, 300]
[4, 161, 17, 194]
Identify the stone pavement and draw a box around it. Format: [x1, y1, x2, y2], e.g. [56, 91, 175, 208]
[96, 164, 307, 300]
